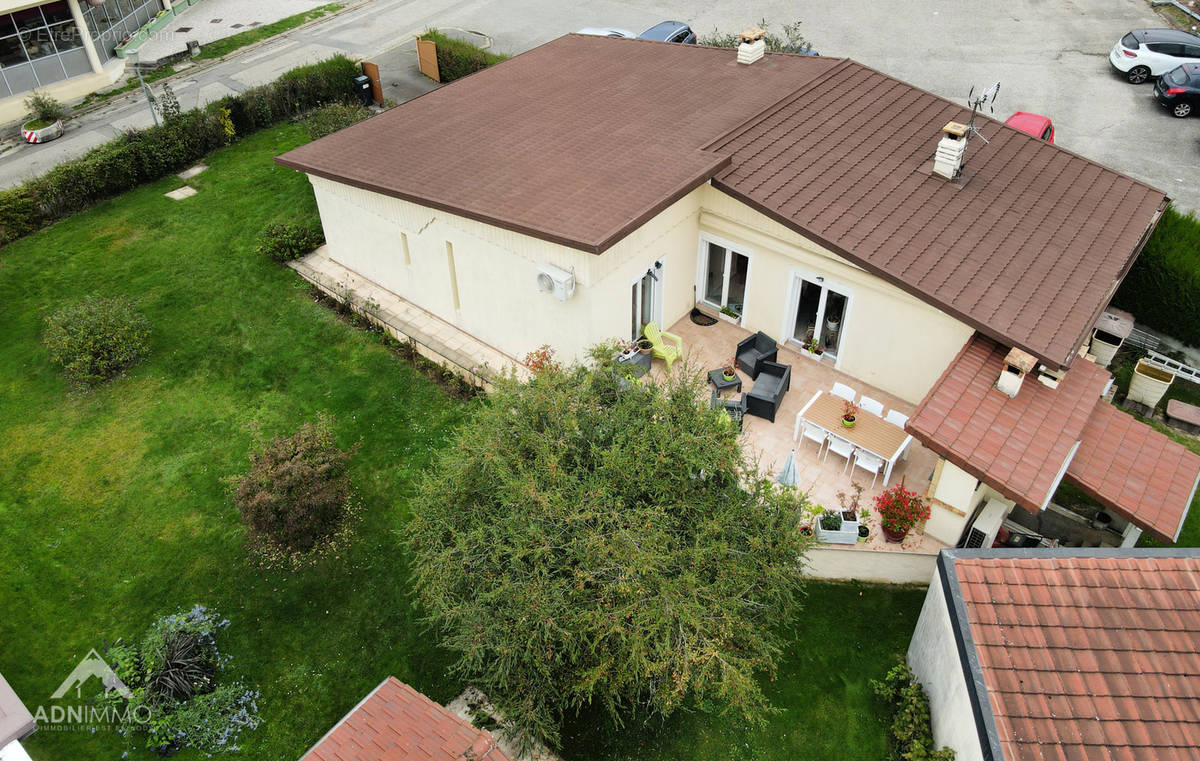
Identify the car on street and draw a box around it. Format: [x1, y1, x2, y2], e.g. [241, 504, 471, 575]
[1004, 111, 1055, 142]
[1109, 29, 1200, 84]
[638, 21, 697, 44]
[577, 27, 635, 38]
[1154, 63, 1200, 117]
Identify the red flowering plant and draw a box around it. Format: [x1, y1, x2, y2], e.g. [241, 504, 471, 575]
[873, 483, 930, 535]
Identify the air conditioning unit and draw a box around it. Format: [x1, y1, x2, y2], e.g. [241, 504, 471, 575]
[536, 264, 576, 301]
[962, 499, 1008, 549]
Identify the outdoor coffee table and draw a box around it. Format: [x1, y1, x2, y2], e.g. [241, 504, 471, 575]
[707, 369, 742, 393]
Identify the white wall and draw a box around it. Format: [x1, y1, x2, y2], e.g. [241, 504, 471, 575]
[907, 573, 985, 761]
[925, 459, 978, 545]
[804, 546, 937, 584]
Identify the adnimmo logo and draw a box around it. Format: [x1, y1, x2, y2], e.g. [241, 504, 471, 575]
[33, 649, 150, 731]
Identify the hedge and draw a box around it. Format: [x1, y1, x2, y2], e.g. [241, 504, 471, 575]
[421, 29, 508, 82]
[1113, 205, 1200, 347]
[0, 55, 360, 247]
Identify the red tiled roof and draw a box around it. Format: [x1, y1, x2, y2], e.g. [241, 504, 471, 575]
[300, 678, 511, 761]
[946, 551, 1200, 761]
[278, 35, 1167, 369]
[1066, 402, 1200, 543]
[908, 334, 1110, 511]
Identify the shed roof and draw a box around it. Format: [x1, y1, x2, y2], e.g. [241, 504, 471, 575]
[940, 549, 1200, 761]
[278, 35, 1167, 368]
[300, 677, 511, 761]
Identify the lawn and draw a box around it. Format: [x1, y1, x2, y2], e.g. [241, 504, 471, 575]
[196, 4, 344, 60]
[0, 121, 924, 760]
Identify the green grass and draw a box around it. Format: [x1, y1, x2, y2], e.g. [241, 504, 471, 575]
[197, 4, 344, 60]
[74, 65, 176, 109]
[0, 119, 925, 760]
[0, 122, 467, 760]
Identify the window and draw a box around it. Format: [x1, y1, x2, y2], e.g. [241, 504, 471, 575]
[1167, 66, 1188, 86]
[700, 240, 749, 319]
[1120, 32, 1139, 49]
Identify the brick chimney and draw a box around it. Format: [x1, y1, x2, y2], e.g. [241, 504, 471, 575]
[996, 347, 1037, 398]
[933, 121, 968, 180]
[737, 27, 767, 65]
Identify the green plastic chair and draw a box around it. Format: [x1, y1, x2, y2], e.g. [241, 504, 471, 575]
[642, 322, 683, 370]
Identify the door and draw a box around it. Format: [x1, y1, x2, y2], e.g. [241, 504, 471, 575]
[788, 275, 849, 362]
[700, 240, 749, 320]
[631, 261, 664, 342]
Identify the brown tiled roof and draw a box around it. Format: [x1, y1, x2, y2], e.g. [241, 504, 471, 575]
[300, 677, 511, 761]
[908, 333, 1110, 511]
[277, 36, 838, 252]
[943, 550, 1200, 761]
[1065, 402, 1200, 543]
[0, 672, 34, 749]
[278, 35, 1167, 369]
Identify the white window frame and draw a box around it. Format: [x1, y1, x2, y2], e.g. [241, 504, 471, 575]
[696, 233, 752, 322]
[630, 259, 665, 342]
[782, 268, 854, 369]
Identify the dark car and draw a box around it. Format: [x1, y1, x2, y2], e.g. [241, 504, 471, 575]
[1155, 63, 1200, 117]
[638, 21, 696, 44]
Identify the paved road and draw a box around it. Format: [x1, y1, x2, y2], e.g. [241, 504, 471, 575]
[2, 0, 1197, 210]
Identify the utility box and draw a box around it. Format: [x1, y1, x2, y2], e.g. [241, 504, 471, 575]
[352, 74, 372, 106]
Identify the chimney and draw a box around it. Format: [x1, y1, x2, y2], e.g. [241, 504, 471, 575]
[1036, 364, 1067, 389]
[932, 121, 968, 180]
[737, 27, 767, 65]
[996, 347, 1037, 398]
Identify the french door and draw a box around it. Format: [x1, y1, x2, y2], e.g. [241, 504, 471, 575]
[789, 275, 849, 362]
[700, 240, 749, 319]
[631, 261, 664, 342]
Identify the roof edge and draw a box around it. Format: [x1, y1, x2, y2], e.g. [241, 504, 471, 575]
[937, 552, 1004, 761]
[944, 546, 1200, 560]
[299, 676, 394, 761]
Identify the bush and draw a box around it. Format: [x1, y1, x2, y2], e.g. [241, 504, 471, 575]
[43, 296, 151, 387]
[1113, 206, 1200, 348]
[233, 414, 358, 562]
[0, 55, 360, 247]
[304, 102, 373, 140]
[256, 221, 325, 262]
[105, 605, 260, 757]
[699, 19, 814, 55]
[421, 29, 509, 82]
[407, 348, 811, 750]
[23, 90, 67, 125]
[873, 662, 955, 761]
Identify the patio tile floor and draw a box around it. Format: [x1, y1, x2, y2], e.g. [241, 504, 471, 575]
[663, 314, 950, 555]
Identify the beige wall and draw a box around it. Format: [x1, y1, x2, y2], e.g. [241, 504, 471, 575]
[804, 545, 937, 584]
[908, 572, 985, 761]
[925, 459, 978, 545]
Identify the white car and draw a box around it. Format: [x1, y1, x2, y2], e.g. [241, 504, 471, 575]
[1110, 29, 1200, 84]
[576, 27, 636, 38]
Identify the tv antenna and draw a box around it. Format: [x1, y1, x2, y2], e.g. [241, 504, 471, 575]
[965, 82, 1000, 144]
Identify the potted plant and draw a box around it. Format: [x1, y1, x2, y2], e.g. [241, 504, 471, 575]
[719, 305, 741, 322]
[814, 507, 857, 545]
[841, 399, 859, 429]
[721, 358, 737, 381]
[874, 483, 930, 543]
[20, 91, 67, 144]
[802, 337, 824, 356]
[635, 337, 653, 354]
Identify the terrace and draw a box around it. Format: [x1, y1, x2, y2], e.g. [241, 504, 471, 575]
[664, 315, 950, 579]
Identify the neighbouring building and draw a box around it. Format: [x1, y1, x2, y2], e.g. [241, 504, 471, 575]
[300, 677, 513, 761]
[909, 548, 1200, 761]
[0, 672, 35, 761]
[0, 0, 169, 122]
[277, 34, 1198, 555]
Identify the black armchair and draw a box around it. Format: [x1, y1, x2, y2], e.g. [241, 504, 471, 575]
[745, 361, 791, 422]
[736, 331, 779, 379]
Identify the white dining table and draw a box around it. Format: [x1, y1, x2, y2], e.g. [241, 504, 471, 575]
[793, 390, 913, 485]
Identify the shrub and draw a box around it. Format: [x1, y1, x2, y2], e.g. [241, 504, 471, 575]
[43, 296, 151, 387]
[521, 344, 560, 374]
[873, 662, 955, 761]
[874, 483, 930, 536]
[1112, 205, 1200, 347]
[256, 221, 325, 262]
[421, 29, 509, 82]
[23, 90, 67, 126]
[407, 348, 811, 750]
[819, 510, 842, 531]
[233, 414, 358, 562]
[699, 19, 814, 55]
[304, 102, 373, 139]
[214, 55, 360, 135]
[105, 605, 260, 757]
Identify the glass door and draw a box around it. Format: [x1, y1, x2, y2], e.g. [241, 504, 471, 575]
[701, 241, 749, 319]
[789, 276, 849, 362]
[631, 261, 663, 342]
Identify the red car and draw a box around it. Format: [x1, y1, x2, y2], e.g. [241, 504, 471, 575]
[1003, 112, 1055, 143]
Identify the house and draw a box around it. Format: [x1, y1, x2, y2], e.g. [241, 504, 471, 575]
[277, 33, 1198, 558]
[0, 672, 35, 761]
[0, 0, 155, 122]
[299, 677, 513, 761]
[908, 548, 1200, 761]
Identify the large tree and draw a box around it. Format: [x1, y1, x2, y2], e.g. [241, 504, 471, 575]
[406, 349, 811, 749]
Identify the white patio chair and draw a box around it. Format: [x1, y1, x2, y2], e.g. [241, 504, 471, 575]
[797, 419, 828, 456]
[859, 395, 884, 417]
[885, 409, 909, 428]
[850, 450, 884, 488]
[823, 435, 854, 474]
[831, 382, 856, 402]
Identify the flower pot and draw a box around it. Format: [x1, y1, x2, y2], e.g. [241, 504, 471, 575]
[636, 339, 653, 355]
[799, 525, 813, 538]
[882, 525, 907, 543]
[21, 119, 63, 144]
[841, 415, 855, 429]
[857, 525, 869, 542]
